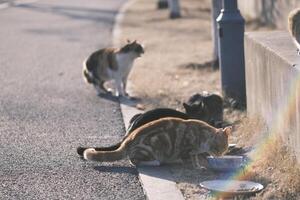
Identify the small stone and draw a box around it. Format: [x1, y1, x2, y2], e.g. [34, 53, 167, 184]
[182, 81, 189, 87]
[158, 89, 165, 95]
[136, 104, 145, 110]
[267, 167, 273, 171]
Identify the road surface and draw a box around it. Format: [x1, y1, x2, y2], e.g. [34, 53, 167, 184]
[0, 0, 145, 199]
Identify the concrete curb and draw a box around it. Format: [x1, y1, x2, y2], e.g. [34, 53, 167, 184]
[113, 1, 185, 200]
[119, 97, 184, 200]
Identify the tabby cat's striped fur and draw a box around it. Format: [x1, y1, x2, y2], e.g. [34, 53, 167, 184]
[83, 117, 231, 166]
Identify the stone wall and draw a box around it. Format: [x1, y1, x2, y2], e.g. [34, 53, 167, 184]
[245, 31, 300, 162]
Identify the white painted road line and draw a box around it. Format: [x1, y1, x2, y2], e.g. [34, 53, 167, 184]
[0, 2, 10, 9]
[0, 0, 39, 10]
[112, 0, 138, 47]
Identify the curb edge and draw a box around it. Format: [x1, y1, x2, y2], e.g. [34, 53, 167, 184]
[113, 1, 185, 200]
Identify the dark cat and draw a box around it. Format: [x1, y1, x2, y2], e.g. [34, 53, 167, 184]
[183, 92, 223, 127]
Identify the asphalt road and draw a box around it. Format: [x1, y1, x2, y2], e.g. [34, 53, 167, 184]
[0, 0, 145, 199]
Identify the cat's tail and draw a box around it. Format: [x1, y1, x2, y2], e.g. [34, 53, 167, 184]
[83, 147, 126, 162]
[82, 59, 96, 84]
[82, 59, 98, 84]
[77, 144, 122, 157]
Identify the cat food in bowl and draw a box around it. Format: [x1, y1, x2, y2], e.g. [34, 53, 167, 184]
[207, 155, 245, 172]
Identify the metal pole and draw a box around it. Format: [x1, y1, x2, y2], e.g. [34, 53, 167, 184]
[217, 0, 246, 105]
[168, 0, 181, 19]
[157, 0, 168, 9]
[211, 0, 222, 69]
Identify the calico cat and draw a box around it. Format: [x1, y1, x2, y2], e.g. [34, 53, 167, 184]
[288, 8, 300, 54]
[83, 40, 144, 96]
[82, 117, 231, 166]
[183, 92, 223, 127]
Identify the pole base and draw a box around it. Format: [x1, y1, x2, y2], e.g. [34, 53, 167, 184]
[170, 12, 181, 19]
[212, 59, 219, 70]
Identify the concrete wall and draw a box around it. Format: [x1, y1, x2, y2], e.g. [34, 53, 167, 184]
[245, 31, 300, 162]
[238, 0, 300, 29]
[238, 0, 261, 20]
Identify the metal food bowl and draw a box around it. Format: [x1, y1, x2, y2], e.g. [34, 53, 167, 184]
[200, 180, 264, 195]
[207, 155, 245, 172]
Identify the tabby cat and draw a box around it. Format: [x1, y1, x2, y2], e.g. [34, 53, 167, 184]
[82, 117, 231, 166]
[77, 108, 190, 156]
[77, 93, 224, 156]
[77, 93, 223, 156]
[83, 40, 144, 96]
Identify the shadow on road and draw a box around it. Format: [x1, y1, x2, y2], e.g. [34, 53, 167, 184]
[97, 93, 119, 103]
[97, 93, 142, 109]
[16, 3, 117, 24]
[94, 165, 138, 175]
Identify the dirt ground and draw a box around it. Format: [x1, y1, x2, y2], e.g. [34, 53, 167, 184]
[119, 0, 219, 109]
[116, 0, 300, 199]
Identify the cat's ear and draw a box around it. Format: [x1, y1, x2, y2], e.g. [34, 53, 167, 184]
[127, 39, 131, 43]
[183, 102, 190, 112]
[223, 126, 232, 137]
[121, 43, 131, 52]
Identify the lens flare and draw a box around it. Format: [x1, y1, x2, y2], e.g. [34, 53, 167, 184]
[211, 69, 300, 196]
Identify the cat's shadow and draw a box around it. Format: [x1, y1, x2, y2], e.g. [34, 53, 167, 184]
[94, 163, 270, 193]
[97, 93, 119, 103]
[93, 164, 181, 182]
[93, 165, 138, 175]
[98, 93, 141, 107]
[92, 163, 182, 182]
